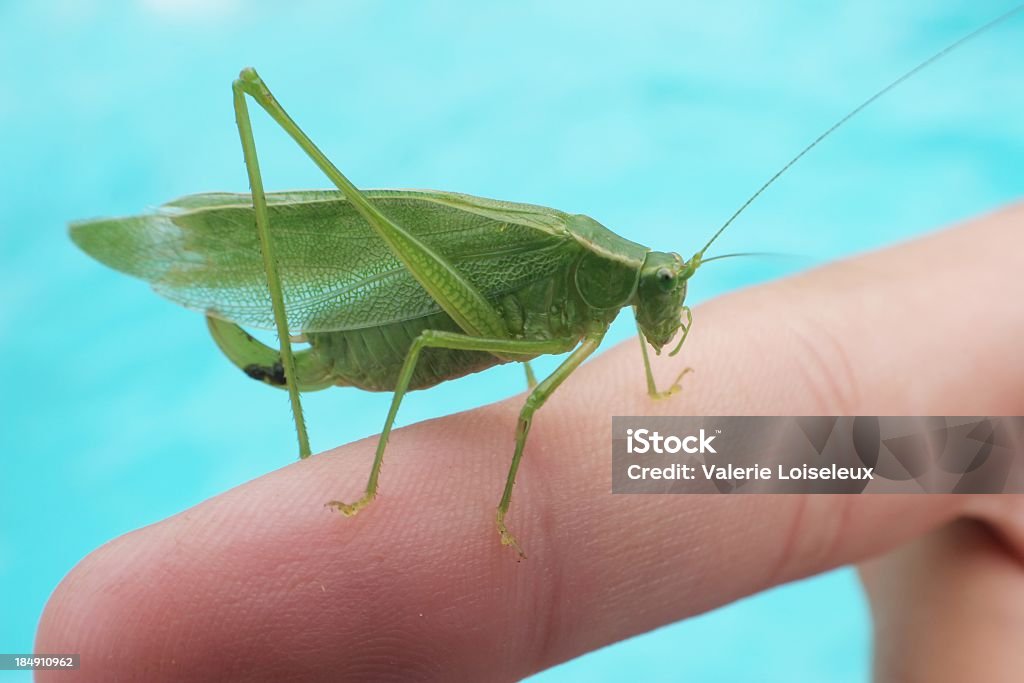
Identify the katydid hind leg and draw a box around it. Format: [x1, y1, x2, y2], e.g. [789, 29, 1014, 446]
[231, 79, 311, 458]
[233, 68, 509, 342]
[325, 331, 577, 523]
[206, 316, 334, 392]
[498, 329, 606, 558]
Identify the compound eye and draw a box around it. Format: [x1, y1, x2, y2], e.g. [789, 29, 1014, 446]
[656, 267, 675, 291]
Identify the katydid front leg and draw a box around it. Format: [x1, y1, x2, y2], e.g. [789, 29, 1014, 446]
[636, 305, 693, 400]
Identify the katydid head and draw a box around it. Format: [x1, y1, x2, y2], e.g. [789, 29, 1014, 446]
[636, 246, 776, 353]
[635, 250, 698, 353]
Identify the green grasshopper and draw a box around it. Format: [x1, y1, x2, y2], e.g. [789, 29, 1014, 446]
[69, 7, 1021, 556]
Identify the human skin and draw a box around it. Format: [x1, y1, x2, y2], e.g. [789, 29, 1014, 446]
[37, 204, 1024, 681]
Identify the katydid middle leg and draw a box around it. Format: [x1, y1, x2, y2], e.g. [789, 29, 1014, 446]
[325, 331, 579, 522]
[497, 327, 606, 557]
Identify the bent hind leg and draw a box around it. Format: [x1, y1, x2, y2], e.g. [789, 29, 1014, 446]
[206, 316, 334, 392]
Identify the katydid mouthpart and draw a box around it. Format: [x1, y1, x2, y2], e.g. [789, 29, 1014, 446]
[69, 5, 1023, 557]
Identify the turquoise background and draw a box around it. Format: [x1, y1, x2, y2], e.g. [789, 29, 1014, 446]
[2, 1, 1021, 680]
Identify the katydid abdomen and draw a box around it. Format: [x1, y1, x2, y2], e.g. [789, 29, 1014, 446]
[310, 313, 511, 392]
[209, 254, 617, 393]
[309, 274, 601, 391]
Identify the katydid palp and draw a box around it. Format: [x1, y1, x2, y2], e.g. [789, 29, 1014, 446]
[69, 7, 1022, 557]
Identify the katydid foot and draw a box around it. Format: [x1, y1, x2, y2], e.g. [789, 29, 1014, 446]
[648, 367, 694, 400]
[496, 512, 527, 560]
[325, 495, 375, 517]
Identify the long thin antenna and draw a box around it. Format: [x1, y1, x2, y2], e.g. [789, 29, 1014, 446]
[698, 251, 778, 264]
[698, 3, 1024, 258]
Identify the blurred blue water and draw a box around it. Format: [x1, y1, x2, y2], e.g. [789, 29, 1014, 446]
[1, 1, 1021, 680]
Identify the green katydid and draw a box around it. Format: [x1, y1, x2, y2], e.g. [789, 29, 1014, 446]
[69, 7, 1022, 556]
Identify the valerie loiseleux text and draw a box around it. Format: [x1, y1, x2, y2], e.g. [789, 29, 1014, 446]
[623, 428, 875, 481]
